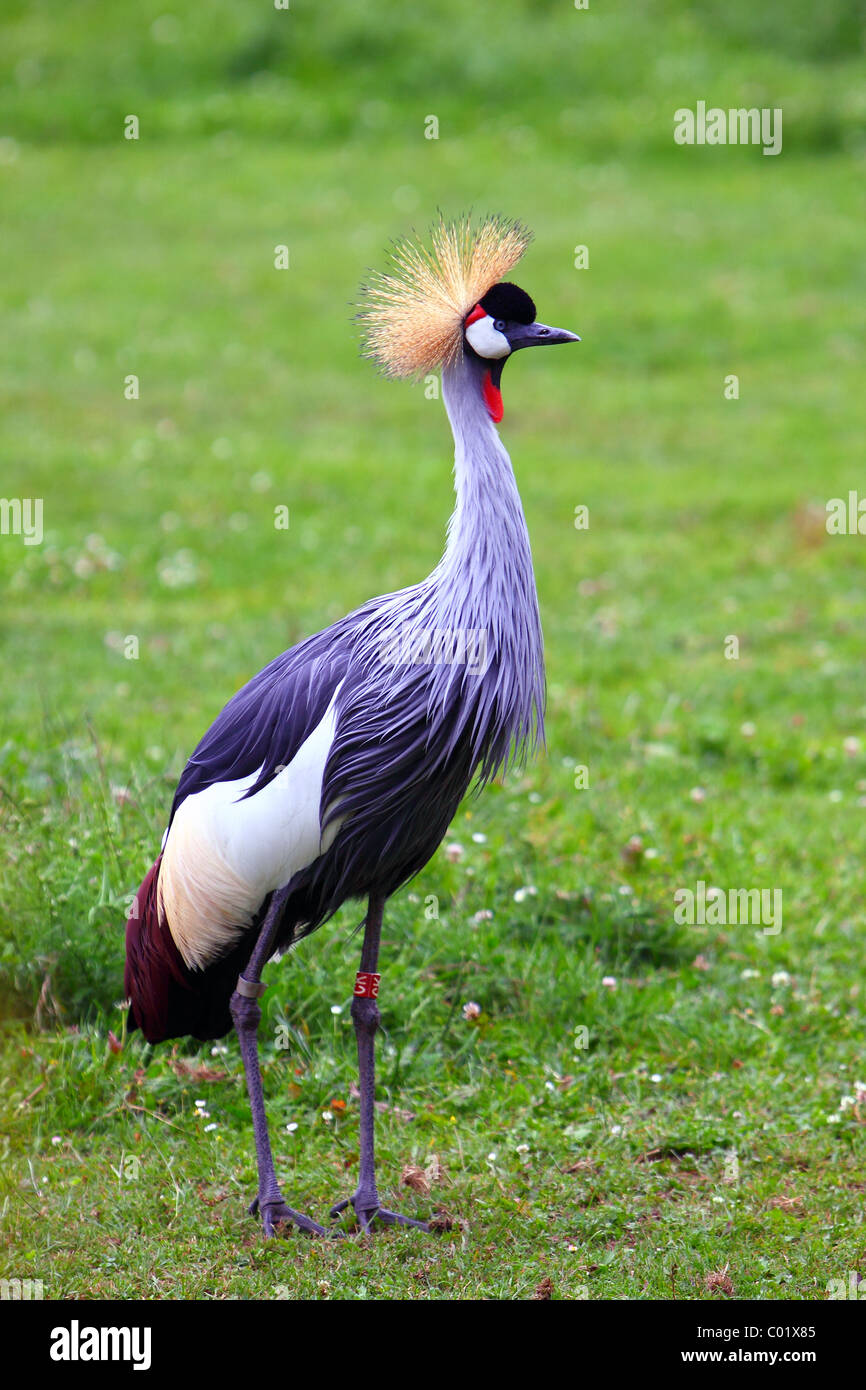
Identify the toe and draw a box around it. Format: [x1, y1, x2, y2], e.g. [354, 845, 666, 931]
[377, 1208, 430, 1231]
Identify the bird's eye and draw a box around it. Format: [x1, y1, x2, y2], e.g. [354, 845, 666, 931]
[494, 319, 507, 332]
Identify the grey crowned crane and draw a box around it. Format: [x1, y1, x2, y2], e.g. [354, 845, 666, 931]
[124, 215, 579, 1236]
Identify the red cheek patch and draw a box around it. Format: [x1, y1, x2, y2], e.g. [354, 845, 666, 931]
[465, 303, 486, 326]
[483, 370, 504, 423]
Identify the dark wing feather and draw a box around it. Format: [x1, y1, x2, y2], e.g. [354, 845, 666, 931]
[167, 611, 369, 826]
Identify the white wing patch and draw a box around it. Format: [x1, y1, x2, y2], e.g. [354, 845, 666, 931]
[158, 688, 342, 971]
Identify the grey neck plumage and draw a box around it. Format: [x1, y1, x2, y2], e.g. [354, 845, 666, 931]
[433, 354, 546, 773]
[355, 352, 546, 782]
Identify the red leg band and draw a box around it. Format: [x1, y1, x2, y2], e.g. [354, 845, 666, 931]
[354, 971, 381, 999]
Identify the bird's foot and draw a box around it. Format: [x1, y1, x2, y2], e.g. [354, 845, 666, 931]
[329, 1188, 430, 1234]
[249, 1193, 334, 1239]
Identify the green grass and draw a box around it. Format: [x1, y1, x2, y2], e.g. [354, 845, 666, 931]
[1, 0, 866, 1300]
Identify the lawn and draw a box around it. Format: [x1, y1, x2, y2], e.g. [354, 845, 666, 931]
[1, 0, 865, 1300]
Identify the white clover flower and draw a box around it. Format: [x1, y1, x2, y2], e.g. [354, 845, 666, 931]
[602, 976, 617, 990]
[444, 842, 464, 862]
[772, 970, 792, 987]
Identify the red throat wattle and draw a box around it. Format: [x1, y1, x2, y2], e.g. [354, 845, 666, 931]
[483, 370, 504, 423]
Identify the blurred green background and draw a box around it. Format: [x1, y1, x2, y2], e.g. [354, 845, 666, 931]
[1, 1, 865, 1298]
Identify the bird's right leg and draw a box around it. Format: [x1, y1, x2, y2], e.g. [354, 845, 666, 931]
[328, 893, 429, 1234]
[230, 885, 330, 1238]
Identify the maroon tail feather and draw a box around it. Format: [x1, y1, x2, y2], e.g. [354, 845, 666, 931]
[124, 856, 256, 1044]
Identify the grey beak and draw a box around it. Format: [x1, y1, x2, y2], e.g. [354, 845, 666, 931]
[507, 321, 581, 351]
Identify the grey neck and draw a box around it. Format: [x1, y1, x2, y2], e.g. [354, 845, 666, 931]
[430, 353, 545, 745]
[439, 356, 537, 604]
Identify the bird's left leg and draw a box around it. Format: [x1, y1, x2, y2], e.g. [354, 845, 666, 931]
[329, 892, 429, 1234]
[231, 885, 331, 1238]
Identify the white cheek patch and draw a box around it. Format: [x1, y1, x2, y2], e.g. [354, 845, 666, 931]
[465, 314, 511, 360]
